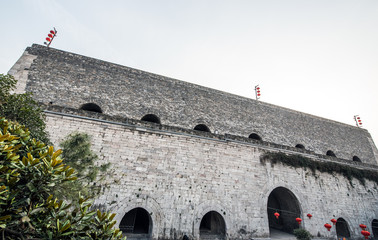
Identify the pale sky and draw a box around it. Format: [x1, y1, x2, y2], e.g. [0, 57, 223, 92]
[1, 0, 378, 146]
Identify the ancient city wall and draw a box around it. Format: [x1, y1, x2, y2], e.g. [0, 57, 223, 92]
[9, 44, 378, 165]
[44, 110, 378, 240]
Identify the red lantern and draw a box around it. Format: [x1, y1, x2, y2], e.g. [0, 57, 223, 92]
[274, 212, 280, 219]
[331, 218, 337, 225]
[48, 34, 53, 38]
[307, 213, 312, 219]
[296, 218, 302, 224]
[46, 37, 51, 42]
[360, 224, 367, 230]
[50, 30, 55, 34]
[361, 230, 370, 239]
[324, 223, 332, 231]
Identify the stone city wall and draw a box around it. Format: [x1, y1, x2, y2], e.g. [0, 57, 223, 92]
[44, 111, 378, 240]
[9, 44, 378, 164]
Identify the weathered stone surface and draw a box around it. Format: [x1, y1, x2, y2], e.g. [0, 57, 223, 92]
[43, 111, 377, 240]
[8, 44, 378, 165]
[7, 44, 378, 240]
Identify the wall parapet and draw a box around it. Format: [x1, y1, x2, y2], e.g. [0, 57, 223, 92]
[43, 104, 378, 173]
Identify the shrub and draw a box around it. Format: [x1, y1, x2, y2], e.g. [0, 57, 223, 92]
[293, 228, 312, 240]
[0, 118, 125, 239]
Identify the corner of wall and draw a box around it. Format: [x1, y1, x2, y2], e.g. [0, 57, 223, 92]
[7, 50, 37, 94]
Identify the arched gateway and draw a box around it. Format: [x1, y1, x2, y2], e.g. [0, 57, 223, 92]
[119, 207, 152, 240]
[335, 218, 351, 239]
[267, 187, 302, 235]
[199, 211, 226, 240]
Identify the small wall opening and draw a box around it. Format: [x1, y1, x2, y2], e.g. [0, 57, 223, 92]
[353, 156, 361, 162]
[295, 144, 305, 149]
[336, 218, 351, 239]
[267, 187, 301, 235]
[200, 211, 226, 240]
[372, 219, 378, 239]
[80, 103, 103, 113]
[326, 150, 336, 157]
[120, 208, 152, 239]
[141, 114, 161, 124]
[194, 124, 210, 133]
[249, 133, 262, 141]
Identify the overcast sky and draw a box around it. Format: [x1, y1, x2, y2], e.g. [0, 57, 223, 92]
[1, 0, 378, 146]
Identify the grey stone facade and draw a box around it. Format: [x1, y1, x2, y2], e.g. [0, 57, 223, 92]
[7, 44, 378, 240]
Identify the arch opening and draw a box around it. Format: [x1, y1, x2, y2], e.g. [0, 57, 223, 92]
[141, 114, 161, 124]
[199, 211, 226, 240]
[249, 133, 262, 141]
[120, 208, 152, 239]
[194, 124, 210, 133]
[80, 103, 102, 113]
[295, 144, 305, 149]
[336, 218, 351, 238]
[326, 150, 336, 157]
[372, 219, 378, 239]
[267, 187, 302, 235]
[353, 156, 361, 162]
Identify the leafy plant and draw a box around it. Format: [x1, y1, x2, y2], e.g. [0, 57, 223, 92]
[293, 228, 312, 240]
[260, 152, 378, 186]
[55, 132, 110, 201]
[0, 74, 49, 143]
[0, 118, 125, 239]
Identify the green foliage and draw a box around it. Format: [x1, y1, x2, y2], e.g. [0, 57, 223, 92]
[0, 118, 125, 239]
[293, 228, 312, 240]
[260, 152, 378, 186]
[55, 132, 110, 201]
[0, 74, 49, 143]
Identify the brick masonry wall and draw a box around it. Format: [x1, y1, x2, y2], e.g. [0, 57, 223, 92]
[45, 112, 378, 240]
[8, 44, 378, 165]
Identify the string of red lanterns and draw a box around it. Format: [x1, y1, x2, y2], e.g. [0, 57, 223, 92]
[44, 28, 57, 48]
[270, 212, 372, 239]
[255, 85, 261, 100]
[354, 115, 363, 127]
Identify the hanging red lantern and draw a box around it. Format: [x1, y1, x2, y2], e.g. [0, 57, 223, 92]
[50, 30, 55, 34]
[307, 213, 312, 219]
[361, 230, 370, 239]
[48, 34, 53, 38]
[360, 224, 367, 230]
[331, 219, 337, 225]
[274, 212, 280, 219]
[46, 37, 51, 42]
[324, 223, 332, 231]
[296, 218, 302, 224]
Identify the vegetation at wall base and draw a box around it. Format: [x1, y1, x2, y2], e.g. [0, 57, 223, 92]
[0, 118, 125, 239]
[260, 152, 378, 186]
[55, 132, 110, 202]
[293, 228, 312, 240]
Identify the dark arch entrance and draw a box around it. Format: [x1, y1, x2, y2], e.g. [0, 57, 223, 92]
[199, 211, 226, 240]
[267, 187, 302, 235]
[80, 103, 103, 113]
[372, 219, 378, 239]
[249, 133, 262, 141]
[194, 124, 211, 133]
[141, 114, 161, 124]
[336, 218, 351, 239]
[119, 208, 152, 239]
